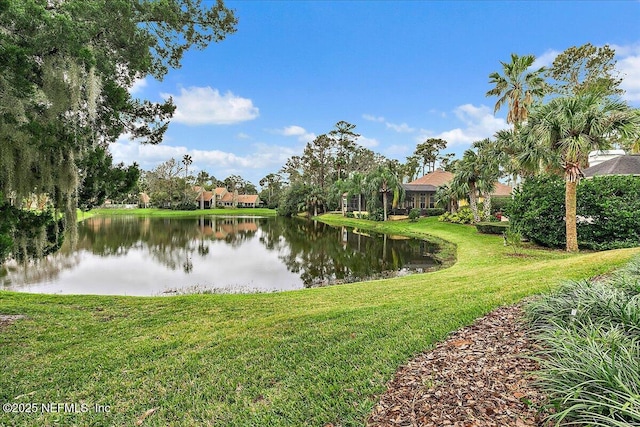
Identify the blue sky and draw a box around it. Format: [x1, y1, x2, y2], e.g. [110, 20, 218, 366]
[112, 1, 640, 187]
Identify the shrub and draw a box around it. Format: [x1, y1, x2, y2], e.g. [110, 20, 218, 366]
[422, 208, 445, 217]
[503, 229, 522, 255]
[506, 175, 640, 250]
[525, 258, 640, 426]
[345, 212, 355, 218]
[576, 176, 640, 250]
[173, 201, 197, 210]
[408, 208, 421, 222]
[369, 208, 385, 222]
[438, 207, 474, 224]
[475, 222, 509, 234]
[506, 175, 566, 248]
[490, 196, 512, 215]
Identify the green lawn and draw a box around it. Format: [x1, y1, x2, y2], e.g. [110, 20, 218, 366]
[1, 215, 638, 426]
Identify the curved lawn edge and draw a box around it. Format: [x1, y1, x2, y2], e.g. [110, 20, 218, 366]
[1, 215, 639, 426]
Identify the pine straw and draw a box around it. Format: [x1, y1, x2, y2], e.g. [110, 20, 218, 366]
[367, 304, 549, 427]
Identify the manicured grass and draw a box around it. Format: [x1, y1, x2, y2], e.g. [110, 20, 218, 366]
[1, 215, 638, 426]
[89, 207, 277, 217]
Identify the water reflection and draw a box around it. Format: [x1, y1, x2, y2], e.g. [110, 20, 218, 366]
[0, 216, 446, 295]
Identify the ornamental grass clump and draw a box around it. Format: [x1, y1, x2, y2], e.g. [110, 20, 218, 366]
[526, 256, 640, 426]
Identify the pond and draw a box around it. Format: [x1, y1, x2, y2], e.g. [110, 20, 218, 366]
[0, 215, 449, 296]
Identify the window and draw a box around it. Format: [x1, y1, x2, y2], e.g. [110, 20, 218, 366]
[419, 193, 427, 209]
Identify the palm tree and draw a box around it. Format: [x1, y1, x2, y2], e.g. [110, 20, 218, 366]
[473, 138, 502, 221]
[434, 184, 465, 214]
[486, 53, 548, 129]
[451, 149, 482, 223]
[365, 165, 403, 221]
[345, 172, 366, 217]
[182, 154, 193, 202]
[524, 94, 640, 252]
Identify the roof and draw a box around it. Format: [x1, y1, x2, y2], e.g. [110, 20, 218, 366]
[218, 193, 260, 204]
[195, 191, 214, 202]
[220, 192, 234, 202]
[583, 155, 640, 177]
[237, 194, 260, 204]
[492, 182, 513, 197]
[406, 170, 454, 187]
[401, 183, 438, 192]
[214, 187, 228, 196]
[403, 170, 512, 196]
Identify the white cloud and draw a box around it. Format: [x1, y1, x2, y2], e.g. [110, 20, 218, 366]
[416, 104, 507, 147]
[532, 49, 560, 69]
[363, 113, 416, 133]
[428, 109, 447, 118]
[383, 144, 411, 157]
[612, 43, 640, 104]
[362, 114, 385, 122]
[385, 122, 415, 133]
[236, 132, 251, 139]
[356, 135, 379, 148]
[111, 137, 296, 183]
[275, 125, 316, 143]
[160, 86, 259, 125]
[129, 77, 148, 95]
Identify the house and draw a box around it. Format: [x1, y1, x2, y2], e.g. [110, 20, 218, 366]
[216, 188, 261, 208]
[236, 194, 261, 208]
[400, 170, 512, 213]
[342, 169, 513, 215]
[401, 170, 454, 211]
[214, 187, 228, 204]
[194, 186, 215, 209]
[583, 154, 640, 178]
[587, 149, 626, 168]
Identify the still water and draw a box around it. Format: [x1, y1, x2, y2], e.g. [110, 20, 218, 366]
[0, 215, 446, 296]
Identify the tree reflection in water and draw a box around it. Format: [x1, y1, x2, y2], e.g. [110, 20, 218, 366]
[0, 215, 449, 294]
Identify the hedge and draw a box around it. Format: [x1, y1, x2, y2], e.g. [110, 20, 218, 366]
[475, 222, 509, 235]
[506, 175, 640, 250]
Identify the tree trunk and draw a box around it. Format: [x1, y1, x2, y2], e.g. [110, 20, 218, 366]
[565, 179, 578, 252]
[358, 194, 362, 217]
[382, 191, 388, 221]
[469, 182, 479, 223]
[482, 192, 492, 221]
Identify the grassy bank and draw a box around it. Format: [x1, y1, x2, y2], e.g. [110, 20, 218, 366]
[1, 215, 638, 426]
[88, 207, 277, 217]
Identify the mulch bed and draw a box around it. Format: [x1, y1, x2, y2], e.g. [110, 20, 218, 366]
[367, 304, 549, 427]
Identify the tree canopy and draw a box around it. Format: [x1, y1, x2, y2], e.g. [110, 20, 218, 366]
[0, 0, 237, 209]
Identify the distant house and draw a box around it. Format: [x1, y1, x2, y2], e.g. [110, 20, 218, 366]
[214, 187, 228, 205]
[401, 170, 455, 211]
[401, 170, 512, 213]
[342, 169, 512, 215]
[583, 154, 640, 178]
[208, 187, 261, 208]
[236, 194, 261, 208]
[587, 149, 627, 168]
[194, 186, 215, 209]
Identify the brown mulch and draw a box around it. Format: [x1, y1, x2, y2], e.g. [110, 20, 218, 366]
[367, 304, 549, 427]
